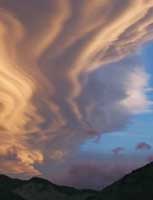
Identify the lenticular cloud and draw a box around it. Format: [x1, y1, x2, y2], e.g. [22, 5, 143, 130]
[0, 0, 152, 181]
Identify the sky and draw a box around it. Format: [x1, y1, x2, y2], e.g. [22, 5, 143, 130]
[0, 0, 153, 189]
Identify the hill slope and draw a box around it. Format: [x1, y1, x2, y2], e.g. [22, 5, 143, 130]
[0, 175, 96, 200]
[88, 162, 153, 200]
[1, 162, 153, 200]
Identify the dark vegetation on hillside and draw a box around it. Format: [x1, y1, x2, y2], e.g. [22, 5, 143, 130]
[1, 162, 153, 200]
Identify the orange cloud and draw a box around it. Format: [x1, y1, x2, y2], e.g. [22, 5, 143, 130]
[0, 0, 153, 178]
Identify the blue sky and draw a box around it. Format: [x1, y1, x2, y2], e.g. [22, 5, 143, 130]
[81, 42, 153, 157]
[2, 0, 153, 189]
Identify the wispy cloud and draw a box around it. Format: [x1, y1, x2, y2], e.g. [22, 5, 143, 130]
[136, 142, 152, 150]
[0, 0, 153, 186]
[112, 147, 125, 155]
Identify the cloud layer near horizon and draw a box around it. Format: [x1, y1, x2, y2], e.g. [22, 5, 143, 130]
[0, 0, 153, 188]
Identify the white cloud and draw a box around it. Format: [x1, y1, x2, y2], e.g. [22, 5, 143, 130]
[121, 67, 151, 114]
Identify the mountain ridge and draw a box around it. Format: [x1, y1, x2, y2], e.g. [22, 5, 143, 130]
[0, 174, 97, 200]
[1, 162, 153, 199]
[88, 161, 153, 200]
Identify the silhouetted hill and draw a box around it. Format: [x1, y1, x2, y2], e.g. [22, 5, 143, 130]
[0, 174, 96, 200]
[88, 162, 153, 200]
[1, 162, 153, 200]
[0, 175, 25, 200]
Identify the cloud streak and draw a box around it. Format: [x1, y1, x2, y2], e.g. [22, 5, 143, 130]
[0, 0, 153, 187]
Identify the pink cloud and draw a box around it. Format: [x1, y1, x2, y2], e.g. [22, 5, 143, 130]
[136, 142, 152, 151]
[55, 156, 146, 189]
[0, 0, 152, 186]
[146, 155, 153, 163]
[112, 147, 124, 155]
